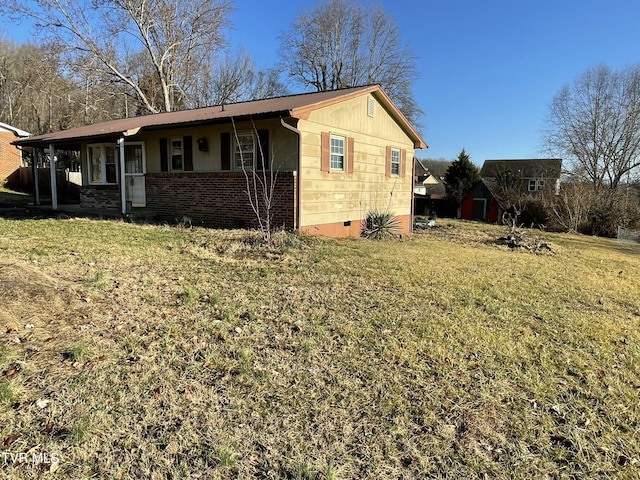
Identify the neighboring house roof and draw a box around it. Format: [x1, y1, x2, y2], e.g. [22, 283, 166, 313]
[480, 159, 562, 179]
[423, 174, 440, 185]
[414, 158, 441, 186]
[414, 157, 430, 177]
[13, 85, 427, 149]
[0, 122, 30, 138]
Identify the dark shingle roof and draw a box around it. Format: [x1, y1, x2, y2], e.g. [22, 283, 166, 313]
[480, 159, 562, 179]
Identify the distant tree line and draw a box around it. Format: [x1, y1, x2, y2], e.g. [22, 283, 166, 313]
[0, 0, 422, 135]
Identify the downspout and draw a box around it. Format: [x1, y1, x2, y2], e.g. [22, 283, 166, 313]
[117, 137, 126, 216]
[279, 117, 301, 231]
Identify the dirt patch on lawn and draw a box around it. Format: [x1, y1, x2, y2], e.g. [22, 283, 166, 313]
[415, 222, 555, 253]
[0, 261, 79, 329]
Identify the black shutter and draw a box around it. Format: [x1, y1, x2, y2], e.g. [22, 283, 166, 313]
[160, 137, 168, 172]
[184, 135, 193, 171]
[257, 129, 269, 170]
[220, 132, 231, 171]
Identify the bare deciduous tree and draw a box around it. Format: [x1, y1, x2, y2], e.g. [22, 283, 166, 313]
[192, 51, 288, 107]
[231, 117, 285, 244]
[279, 0, 422, 124]
[2, 0, 234, 114]
[543, 64, 640, 190]
[542, 181, 595, 233]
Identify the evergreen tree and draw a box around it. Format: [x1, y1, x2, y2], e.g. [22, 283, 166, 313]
[444, 149, 480, 203]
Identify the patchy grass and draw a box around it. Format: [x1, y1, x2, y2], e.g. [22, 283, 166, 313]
[0, 218, 639, 478]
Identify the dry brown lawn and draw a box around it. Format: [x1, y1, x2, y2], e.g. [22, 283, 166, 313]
[1, 217, 639, 479]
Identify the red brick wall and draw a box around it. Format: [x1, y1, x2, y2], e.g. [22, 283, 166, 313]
[0, 132, 22, 182]
[80, 185, 120, 210]
[145, 171, 296, 229]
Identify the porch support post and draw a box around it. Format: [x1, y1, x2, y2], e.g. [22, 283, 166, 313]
[49, 143, 58, 210]
[33, 149, 40, 206]
[118, 137, 126, 215]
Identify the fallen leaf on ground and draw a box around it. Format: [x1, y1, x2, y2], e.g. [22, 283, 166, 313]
[3, 435, 20, 446]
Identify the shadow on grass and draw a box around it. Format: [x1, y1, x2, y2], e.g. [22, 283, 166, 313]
[0, 187, 37, 207]
[0, 187, 82, 221]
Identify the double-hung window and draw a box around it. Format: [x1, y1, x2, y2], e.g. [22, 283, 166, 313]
[234, 133, 256, 170]
[170, 138, 183, 171]
[88, 144, 117, 184]
[390, 148, 401, 176]
[528, 179, 545, 191]
[330, 135, 345, 171]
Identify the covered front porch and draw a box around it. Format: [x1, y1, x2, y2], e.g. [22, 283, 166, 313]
[23, 137, 145, 218]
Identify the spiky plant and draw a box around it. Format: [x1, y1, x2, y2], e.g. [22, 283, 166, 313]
[361, 209, 401, 239]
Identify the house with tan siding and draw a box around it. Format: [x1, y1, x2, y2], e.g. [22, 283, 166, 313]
[14, 85, 426, 237]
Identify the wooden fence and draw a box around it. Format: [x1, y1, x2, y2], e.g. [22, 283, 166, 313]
[6, 167, 80, 203]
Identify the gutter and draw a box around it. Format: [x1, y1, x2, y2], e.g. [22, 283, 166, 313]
[279, 117, 301, 231]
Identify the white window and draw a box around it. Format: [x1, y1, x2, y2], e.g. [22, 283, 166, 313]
[125, 143, 145, 174]
[330, 135, 345, 171]
[391, 148, 401, 176]
[528, 179, 545, 191]
[170, 138, 183, 171]
[234, 133, 256, 169]
[88, 144, 117, 184]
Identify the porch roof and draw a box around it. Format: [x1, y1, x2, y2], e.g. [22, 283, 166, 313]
[13, 85, 427, 150]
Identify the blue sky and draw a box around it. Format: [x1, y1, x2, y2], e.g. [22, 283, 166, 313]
[3, 0, 640, 165]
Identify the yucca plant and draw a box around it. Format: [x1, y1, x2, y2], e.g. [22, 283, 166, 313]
[361, 209, 401, 239]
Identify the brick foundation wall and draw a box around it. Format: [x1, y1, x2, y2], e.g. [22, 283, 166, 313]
[301, 214, 412, 238]
[80, 185, 120, 209]
[145, 171, 296, 229]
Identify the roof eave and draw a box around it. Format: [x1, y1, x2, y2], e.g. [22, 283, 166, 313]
[12, 110, 294, 149]
[370, 87, 427, 149]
